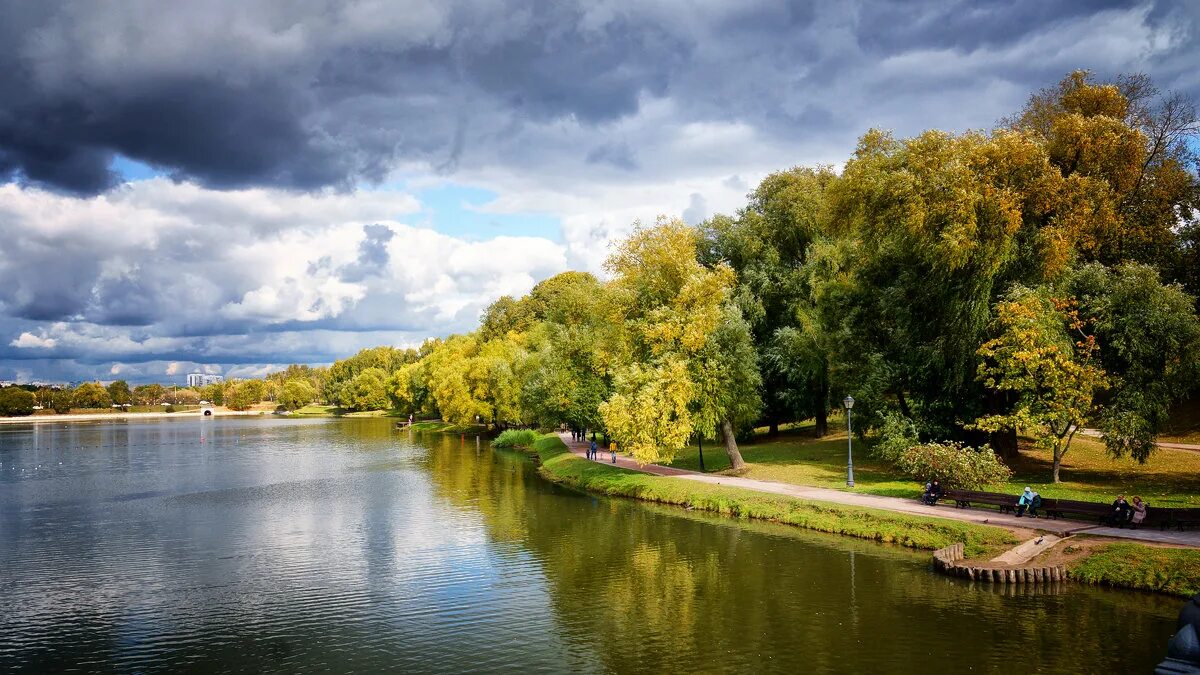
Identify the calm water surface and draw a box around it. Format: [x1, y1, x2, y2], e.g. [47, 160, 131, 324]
[0, 418, 1180, 672]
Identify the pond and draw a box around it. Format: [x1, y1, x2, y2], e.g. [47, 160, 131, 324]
[0, 417, 1180, 672]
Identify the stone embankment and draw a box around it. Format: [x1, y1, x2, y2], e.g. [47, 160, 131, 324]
[933, 542, 1067, 584]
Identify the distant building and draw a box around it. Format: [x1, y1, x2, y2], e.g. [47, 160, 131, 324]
[186, 373, 225, 387]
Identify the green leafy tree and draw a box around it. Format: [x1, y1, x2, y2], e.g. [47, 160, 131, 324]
[973, 289, 1108, 482]
[346, 367, 390, 411]
[224, 381, 260, 411]
[106, 380, 132, 406]
[134, 383, 168, 405]
[702, 166, 837, 436]
[73, 382, 112, 409]
[1066, 262, 1200, 461]
[0, 387, 36, 416]
[600, 217, 753, 467]
[50, 388, 73, 413]
[278, 379, 317, 411]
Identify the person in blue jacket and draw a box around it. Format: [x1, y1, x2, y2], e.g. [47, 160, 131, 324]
[1016, 487, 1035, 517]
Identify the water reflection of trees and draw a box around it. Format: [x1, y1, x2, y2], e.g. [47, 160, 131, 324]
[423, 441, 1178, 674]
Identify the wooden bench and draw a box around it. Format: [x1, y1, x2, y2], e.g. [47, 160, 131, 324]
[1157, 507, 1200, 531]
[942, 489, 1018, 514]
[1042, 499, 1112, 523]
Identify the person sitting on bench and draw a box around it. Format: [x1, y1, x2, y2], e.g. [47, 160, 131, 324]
[1016, 487, 1035, 517]
[1027, 490, 1042, 518]
[1111, 495, 1132, 527]
[927, 479, 943, 505]
[1130, 496, 1147, 528]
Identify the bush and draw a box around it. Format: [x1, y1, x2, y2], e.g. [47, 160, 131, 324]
[894, 441, 1012, 489]
[492, 429, 539, 448]
[872, 411, 920, 462]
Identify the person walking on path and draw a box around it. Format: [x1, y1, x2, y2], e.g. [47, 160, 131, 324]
[589, 440, 597, 461]
[610, 443, 616, 464]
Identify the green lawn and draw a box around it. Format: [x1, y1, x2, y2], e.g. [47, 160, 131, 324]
[666, 425, 1200, 508]
[531, 434, 1016, 557]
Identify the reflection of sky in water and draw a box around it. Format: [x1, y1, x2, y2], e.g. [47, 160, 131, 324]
[0, 417, 1181, 673]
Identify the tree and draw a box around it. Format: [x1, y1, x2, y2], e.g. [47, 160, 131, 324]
[73, 382, 112, 409]
[224, 381, 261, 411]
[0, 387, 36, 416]
[106, 380, 132, 406]
[134, 383, 168, 405]
[278, 379, 317, 411]
[973, 289, 1108, 482]
[50, 388, 73, 414]
[346, 367, 390, 411]
[327, 346, 417, 406]
[1066, 262, 1200, 461]
[688, 306, 762, 469]
[702, 166, 837, 436]
[1008, 70, 1200, 284]
[600, 217, 753, 467]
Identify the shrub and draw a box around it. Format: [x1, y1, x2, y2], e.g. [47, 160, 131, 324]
[492, 428, 539, 448]
[894, 441, 1012, 489]
[872, 411, 920, 462]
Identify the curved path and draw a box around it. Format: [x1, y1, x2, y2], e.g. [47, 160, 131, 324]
[560, 433, 1200, 548]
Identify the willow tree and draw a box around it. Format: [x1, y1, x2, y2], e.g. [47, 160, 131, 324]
[703, 166, 837, 436]
[599, 217, 760, 468]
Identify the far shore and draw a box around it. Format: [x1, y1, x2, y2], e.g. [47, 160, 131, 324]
[0, 409, 268, 425]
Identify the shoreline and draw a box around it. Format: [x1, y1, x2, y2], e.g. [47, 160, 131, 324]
[0, 410, 267, 425]
[521, 432, 1200, 597]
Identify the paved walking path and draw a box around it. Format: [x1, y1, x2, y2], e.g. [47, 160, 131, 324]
[559, 433, 1200, 548]
[1080, 427, 1200, 453]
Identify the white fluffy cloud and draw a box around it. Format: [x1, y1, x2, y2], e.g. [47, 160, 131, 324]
[0, 179, 569, 379]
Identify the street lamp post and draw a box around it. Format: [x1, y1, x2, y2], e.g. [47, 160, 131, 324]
[844, 395, 855, 487]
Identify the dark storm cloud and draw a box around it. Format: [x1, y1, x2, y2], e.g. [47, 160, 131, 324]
[2, 0, 1199, 196]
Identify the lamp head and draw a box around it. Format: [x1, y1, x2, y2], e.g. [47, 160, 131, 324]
[843, 395, 855, 410]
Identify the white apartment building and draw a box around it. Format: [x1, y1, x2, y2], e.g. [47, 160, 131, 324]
[186, 373, 225, 387]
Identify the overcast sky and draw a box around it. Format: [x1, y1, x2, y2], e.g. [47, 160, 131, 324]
[2, 0, 1198, 383]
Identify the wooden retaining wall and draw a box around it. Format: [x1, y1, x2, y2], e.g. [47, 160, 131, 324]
[932, 543, 1067, 584]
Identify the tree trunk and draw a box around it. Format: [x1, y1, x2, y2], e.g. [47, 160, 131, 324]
[768, 420, 779, 436]
[1052, 453, 1062, 483]
[814, 368, 830, 438]
[721, 419, 746, 471]
[896, 389, 913, 420]
[990, 428, 1019, 461]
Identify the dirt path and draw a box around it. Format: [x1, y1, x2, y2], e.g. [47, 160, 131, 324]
[560, 433, 1200, 548]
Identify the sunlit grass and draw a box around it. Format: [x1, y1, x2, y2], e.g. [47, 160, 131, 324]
[666, 426, 1200, 507]
[532, 434, 1016, 557]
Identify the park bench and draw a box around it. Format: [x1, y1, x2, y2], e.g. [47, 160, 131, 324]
[1157, 507, 1200, 531]
[941, 489, 1017, 514]
[937, 489, 1200, 530]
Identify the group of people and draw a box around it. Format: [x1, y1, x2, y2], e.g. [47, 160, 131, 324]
[569, 427, 616, 464]
[921, 480, 1150, 527]
[1110, 494, 1148, 528]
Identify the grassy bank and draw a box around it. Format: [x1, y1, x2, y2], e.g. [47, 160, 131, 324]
[667, 425, 1200, 508]
[1069, 542, 1200, 597]
[409, 420, 488, 434]
[526, 434, 1016, 557]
